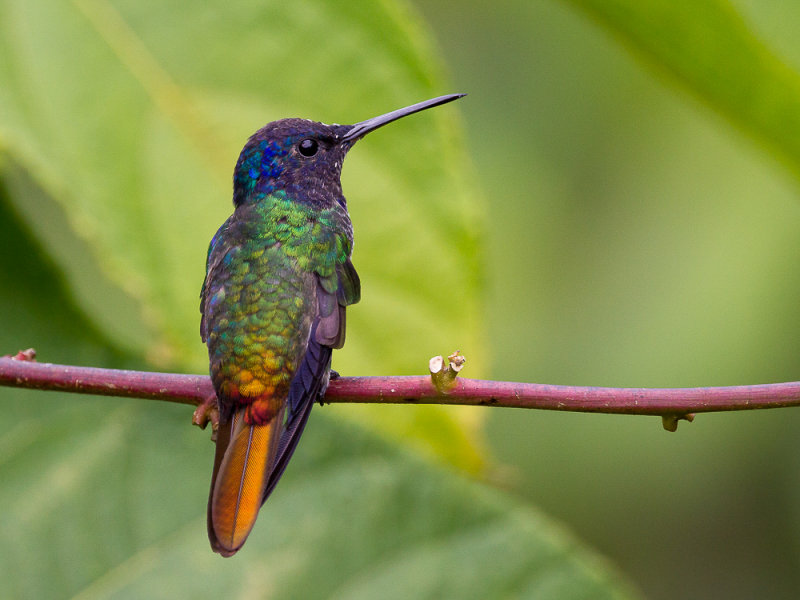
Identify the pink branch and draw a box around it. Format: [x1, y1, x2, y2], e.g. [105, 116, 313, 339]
[0, 354, 211, 406]
[329, 376, 800, 413]
[2, 352, 799, 432]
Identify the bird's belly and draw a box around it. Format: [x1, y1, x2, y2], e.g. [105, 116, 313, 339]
[206, 252, 316, 424]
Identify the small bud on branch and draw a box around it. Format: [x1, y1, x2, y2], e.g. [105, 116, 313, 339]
[429, 351, 466, 392]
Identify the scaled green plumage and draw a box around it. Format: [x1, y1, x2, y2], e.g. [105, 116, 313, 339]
[202, 192, 356, 424]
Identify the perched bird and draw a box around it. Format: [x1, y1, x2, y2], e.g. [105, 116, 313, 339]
[200, 94, 465, 556]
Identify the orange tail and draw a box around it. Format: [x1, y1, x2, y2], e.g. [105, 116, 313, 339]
[208, 407, 284, 556]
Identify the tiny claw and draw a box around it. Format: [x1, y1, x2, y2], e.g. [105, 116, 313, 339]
[318, 370, 340, 406]
[193, 395, 220, 440]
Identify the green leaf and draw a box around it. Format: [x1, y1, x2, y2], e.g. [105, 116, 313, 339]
[0, 3, 639, 595]
[0, 172, 127, 367]
[0, 186, 631, 594]
[564, 0, 800, 180]
[0, 0, 484, 467]
[0, 396, 638, 600]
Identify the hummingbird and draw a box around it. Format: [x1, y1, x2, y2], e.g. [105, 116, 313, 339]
[200, 93, 465, 556]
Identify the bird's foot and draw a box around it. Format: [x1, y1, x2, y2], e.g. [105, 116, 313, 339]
[317, 370, 341, 407]
[192, 394, 220, 441]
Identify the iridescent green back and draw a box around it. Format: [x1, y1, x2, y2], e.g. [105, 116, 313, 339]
[200, 191, 357, 424]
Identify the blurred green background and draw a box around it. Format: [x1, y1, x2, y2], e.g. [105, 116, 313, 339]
[411, 0, 800, 598]
[1, 0, 800, 598]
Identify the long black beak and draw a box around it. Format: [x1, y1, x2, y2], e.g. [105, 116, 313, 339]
[340, 93, 466, 143]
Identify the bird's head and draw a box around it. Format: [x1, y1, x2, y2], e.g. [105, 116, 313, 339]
[231, 94, 465, 208]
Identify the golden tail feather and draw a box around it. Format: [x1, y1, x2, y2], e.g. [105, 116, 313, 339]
[208, 407, 284, 556]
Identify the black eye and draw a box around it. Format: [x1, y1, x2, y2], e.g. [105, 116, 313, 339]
[298, 138, 319, 157]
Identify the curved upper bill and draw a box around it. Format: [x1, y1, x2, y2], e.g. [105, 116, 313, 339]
[340, 93, 466, 143]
